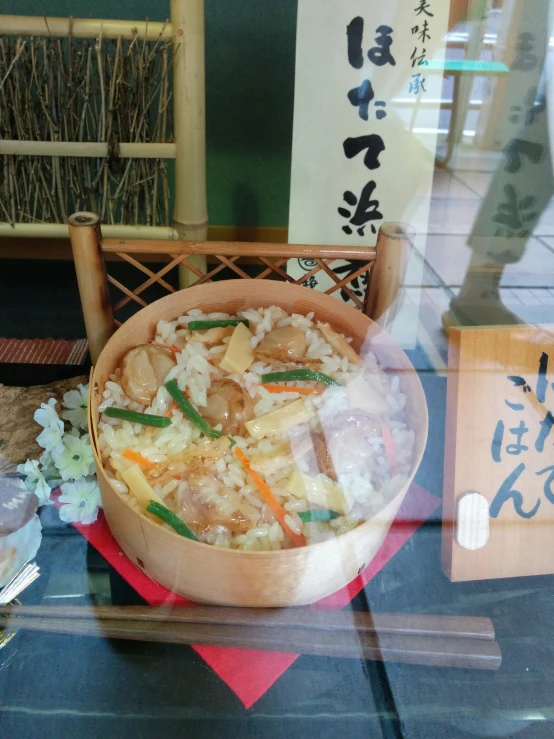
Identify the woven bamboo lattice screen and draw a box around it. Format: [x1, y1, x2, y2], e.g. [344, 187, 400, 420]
[67, 212, 413, 363]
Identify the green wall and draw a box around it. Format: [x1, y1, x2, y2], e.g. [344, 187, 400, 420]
[2, 0, 298, 227]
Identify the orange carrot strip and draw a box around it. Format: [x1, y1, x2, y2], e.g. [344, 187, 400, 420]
[381, 424, 398, 476]
[150, 342, 182, 354]
[164, 402, 178, 417]
[234, 447, 306, 547]
[122, 449, 155, 469]
[262, 384, 323, 395]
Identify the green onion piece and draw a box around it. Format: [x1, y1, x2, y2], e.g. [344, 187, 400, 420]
[228, 436, 237, 448]
[297, 509, 340, 523]
[146, 501, 198, 541]
[165, 379, 222, 439]
[104, 407, 172, 428]
[261, 369, 340, 387]
[187, 319, 249, 330]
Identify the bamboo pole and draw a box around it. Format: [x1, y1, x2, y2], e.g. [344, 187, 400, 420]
[365, 222, 414, 328]
[67, 212, 115, 363]
[102, 239, 377, 260]
[0, 15, 172, 41]
[0, 140, 176, 159]
[0, 223, 177, 239]
[170, 0, 208, 287]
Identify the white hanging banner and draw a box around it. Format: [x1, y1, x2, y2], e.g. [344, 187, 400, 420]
[288, 0, 450, 344]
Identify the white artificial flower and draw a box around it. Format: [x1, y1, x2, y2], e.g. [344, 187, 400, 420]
[58, 477, 101, 524]
[36, 418, 65, 451]
[16, 459, 53, 506]
[62, 384, 89, 431]
[38, 450, 61, 486]
[52, 433, 94, 481]
[34, 398, 59, 428]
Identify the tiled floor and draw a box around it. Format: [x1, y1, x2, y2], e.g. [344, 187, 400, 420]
[420, 235, 554, 288]
[427, 198, 482, 235]
[535, 206, 554, 237]
[451, 170, 495, 197]
[540, 237, 554, 253]
[416, 158, 554, 364]
[429, 170, 480, 200]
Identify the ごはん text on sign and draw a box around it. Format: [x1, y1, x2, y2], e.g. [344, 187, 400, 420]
[443, 325, 554, 582]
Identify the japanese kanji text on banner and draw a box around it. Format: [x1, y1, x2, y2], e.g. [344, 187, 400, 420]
[288, 0, 450, 345]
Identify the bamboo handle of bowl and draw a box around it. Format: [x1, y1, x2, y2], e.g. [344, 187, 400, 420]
[171, 0, 208, 287]
[365, 222, 414, 329]
[68, 212, 115, 364]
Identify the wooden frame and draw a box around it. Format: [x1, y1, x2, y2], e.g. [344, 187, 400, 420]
[67, 212, 414, 363]
[0, 2, 206, 246]
[443, 324, 554, 582]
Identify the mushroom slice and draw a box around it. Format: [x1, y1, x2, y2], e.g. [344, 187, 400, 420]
[310, 432, 337, 481]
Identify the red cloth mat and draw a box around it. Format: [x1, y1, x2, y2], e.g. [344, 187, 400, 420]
[72, 482, 439, 708]
[0, 337, 88, 364]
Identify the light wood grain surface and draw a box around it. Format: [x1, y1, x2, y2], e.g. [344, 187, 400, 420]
[91, 281, 428, 606]
[444, 324, 554, 581]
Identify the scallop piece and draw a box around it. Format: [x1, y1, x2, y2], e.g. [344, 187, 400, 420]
[255, 326, 307, 363]
[201, 379, 254, 436]
[346, 373, 390, 416]
[178, 470, 258, 534]
[321, 410, 380, 477]
[120, 344, 177, 405]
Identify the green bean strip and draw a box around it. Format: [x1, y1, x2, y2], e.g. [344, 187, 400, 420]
[165, 380, 222, 439]
[146, 501, 198, 541]
[297, 509, 340, 522]
[261, 369, 340, 387]
[187, 319, 249, 330]
[104, 407, 172, 428]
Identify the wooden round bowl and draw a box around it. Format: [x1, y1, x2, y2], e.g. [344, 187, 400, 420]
[90, 281, 428, 607]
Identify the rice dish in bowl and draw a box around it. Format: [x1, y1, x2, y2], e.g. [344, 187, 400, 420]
[89, 280, 428, 608]
[98, 305, 415, 552]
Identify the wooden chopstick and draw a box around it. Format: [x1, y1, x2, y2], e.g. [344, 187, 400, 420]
[0, 614, 502, 670]
[0, 605, 495, 641]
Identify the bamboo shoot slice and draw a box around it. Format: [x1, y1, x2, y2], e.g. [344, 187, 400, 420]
[122, 464, 165, 511]
[219, 323, 255, 374]
[317, 322, 362, 366]
[245, 400, 316, 440]
[286, 468, 350, 515]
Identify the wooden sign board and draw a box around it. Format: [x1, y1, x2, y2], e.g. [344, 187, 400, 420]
[288, 0, 451, 347]
[443, 325, 554, 582]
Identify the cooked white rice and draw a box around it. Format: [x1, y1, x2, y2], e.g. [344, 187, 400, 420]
[98, 306, 415, 550]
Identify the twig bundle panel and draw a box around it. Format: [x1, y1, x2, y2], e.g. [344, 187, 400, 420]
[0, 28, 173, 226]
